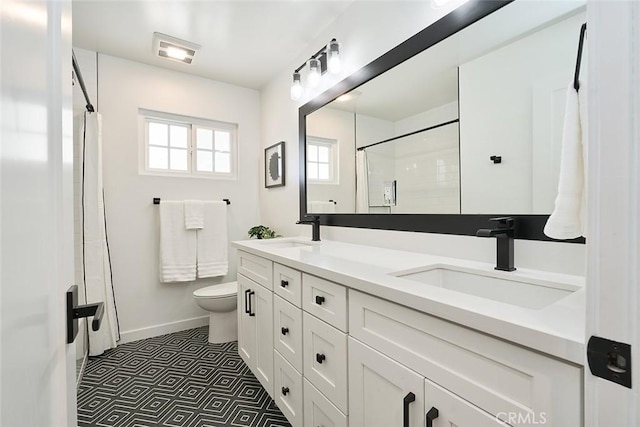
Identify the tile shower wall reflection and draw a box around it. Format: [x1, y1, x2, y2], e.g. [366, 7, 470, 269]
[365, 122, 459, 213]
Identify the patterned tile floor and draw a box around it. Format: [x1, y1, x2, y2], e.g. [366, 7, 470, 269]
[77, 327, 291, 427]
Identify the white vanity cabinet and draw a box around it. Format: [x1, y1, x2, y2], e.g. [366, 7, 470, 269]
[237, 253, 274, 397]
[348, 290, 583, 427]
[234, 245, 583, 427]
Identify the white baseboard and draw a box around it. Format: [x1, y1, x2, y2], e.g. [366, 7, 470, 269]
[118, 315, 209, 344]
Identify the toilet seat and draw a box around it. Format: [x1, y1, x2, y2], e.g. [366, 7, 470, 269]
[193, 281, 237, 299]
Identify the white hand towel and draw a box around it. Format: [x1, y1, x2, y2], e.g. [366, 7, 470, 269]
[544, 82, 588, 239]
[197, 201, 228, 278]
[160, 201, 197, 282]
[184, 200, 204, 230]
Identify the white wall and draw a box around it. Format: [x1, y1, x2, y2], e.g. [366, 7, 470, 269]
[97, 54, 261, 341]
[459, 12, 585, 214]
[306, 107, 355, 213]
[259, 1, 585, 276]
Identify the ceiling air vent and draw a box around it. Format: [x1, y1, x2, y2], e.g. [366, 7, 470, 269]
[152, 32, 200, 64]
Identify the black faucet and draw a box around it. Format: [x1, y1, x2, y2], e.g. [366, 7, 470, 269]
[296, 215, 321, 242]
[476, 217, 516, 272]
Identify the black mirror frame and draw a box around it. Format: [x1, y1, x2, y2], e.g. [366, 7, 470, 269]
[299, 0, 584, 243]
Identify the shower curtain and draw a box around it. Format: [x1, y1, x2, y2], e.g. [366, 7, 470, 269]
[356, 150, 370, 213]
[82, 112, 120, 356]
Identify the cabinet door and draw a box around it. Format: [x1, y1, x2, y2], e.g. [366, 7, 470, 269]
[424, 379, 509, 427]
[237, 274, 256, 370]
[349, 337, 424, 427]
[253, 282, 274, 397]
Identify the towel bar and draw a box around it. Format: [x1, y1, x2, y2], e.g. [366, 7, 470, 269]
[153, 198, 230, 205]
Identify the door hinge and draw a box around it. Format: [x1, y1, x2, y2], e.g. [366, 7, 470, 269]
[587, 336, 632, 388]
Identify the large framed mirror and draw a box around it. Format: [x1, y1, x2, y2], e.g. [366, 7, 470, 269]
[299, 0, 586, 242]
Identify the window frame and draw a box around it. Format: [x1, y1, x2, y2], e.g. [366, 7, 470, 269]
[306, 136, 339, 185]
[139, 109, 238, 180]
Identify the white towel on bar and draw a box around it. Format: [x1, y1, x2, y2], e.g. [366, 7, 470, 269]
[184, 200, 204, 230]
[160, 201, 197, 282]
[309, 201, 336, 213]
[197, 201, 228, 278]
[544, 81, 588, 239]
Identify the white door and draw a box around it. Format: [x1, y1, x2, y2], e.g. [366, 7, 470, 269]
[348, 337, 425, 427]
[0, 0, 76, 426]
[585, 1, 640, 426]
[253, 282, 274, 397]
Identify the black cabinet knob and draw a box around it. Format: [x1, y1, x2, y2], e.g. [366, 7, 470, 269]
[316, 353, 326, 364]
[315, 295, 325, 305]
[281, 327, 289, 335]
[281, 280, 289, 288]
[281, 386, 289, 396]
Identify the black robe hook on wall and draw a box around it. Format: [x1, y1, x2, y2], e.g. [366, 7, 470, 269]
[573, 23, 587, 92]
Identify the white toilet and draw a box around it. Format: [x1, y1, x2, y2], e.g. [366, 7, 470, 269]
[193, 281, 238, 344]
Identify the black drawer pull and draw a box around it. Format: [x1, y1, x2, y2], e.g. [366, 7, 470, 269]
[244, 289, 251, 314]
[426, 407, 439, 427]
[316, 353, 326, 364]
[281, 386, 289, 396]
[315, 295, 325, 305]
[248, 291, 255, 317]
[403, 392, 415, 427]
[281, 280, 289, 288]
[281, 327, 289, 335]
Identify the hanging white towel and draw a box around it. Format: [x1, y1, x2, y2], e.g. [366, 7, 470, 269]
[356, 150, 370, 213]
[184, 200, 204, 230]
[544, 81, 588, 239]
[197, 201, 228, 278]
[309, 201, 336, 213]
[160, 201, 197, 282]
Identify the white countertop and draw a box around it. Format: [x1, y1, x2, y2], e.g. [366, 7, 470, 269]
[232, 237, 586, 365]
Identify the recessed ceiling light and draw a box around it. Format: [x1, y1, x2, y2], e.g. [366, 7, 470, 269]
[152, 32, 200, 64]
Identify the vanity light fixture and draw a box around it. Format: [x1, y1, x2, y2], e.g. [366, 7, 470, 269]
[308, 58, 321, 88]
[290, 38, 342, 100]
[152, 32, 201, 64]
[290, 72, 303, 101]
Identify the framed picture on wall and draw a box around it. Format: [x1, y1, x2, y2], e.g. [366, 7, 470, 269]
[265, 141, 285, 188]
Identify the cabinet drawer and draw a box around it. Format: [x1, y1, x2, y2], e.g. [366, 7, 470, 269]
[349, 290, 582, 426]
[425, 378, 508, 427]
[274, 295, 303, 373]
[274, 350, 303, 427]
[304, 379, 347, 427]
[303, 312, 348, 413]
[237, 251, 273, 290]
[274, 263, 302, 307]
[302, 273, 347, 332]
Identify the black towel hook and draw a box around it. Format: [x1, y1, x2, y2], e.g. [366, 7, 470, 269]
[573, 23, 587, 92]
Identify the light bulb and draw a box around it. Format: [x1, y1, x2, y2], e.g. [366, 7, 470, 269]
[166, 46, 187, 61]
[328, 39, 341, 74]
[290, 72, 303, 100]
[308, 58, 321, 88]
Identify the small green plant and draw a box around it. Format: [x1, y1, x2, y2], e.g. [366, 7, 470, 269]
[248, 225, 281, 239]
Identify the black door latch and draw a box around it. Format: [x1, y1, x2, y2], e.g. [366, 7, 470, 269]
[587, 335, 632, 388]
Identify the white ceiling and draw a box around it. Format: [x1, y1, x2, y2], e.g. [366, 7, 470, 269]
[72, 0, 353, 90]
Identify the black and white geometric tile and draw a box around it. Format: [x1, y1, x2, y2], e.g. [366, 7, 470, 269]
[78, 327, 291, 427]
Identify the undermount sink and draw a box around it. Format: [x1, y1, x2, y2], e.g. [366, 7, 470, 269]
[391, 265, 579, 310]
[254, 238, 316, 249]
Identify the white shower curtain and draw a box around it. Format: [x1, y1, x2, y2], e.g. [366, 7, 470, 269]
[356, 150, 370, 213]
[82, 112, 120, 356]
